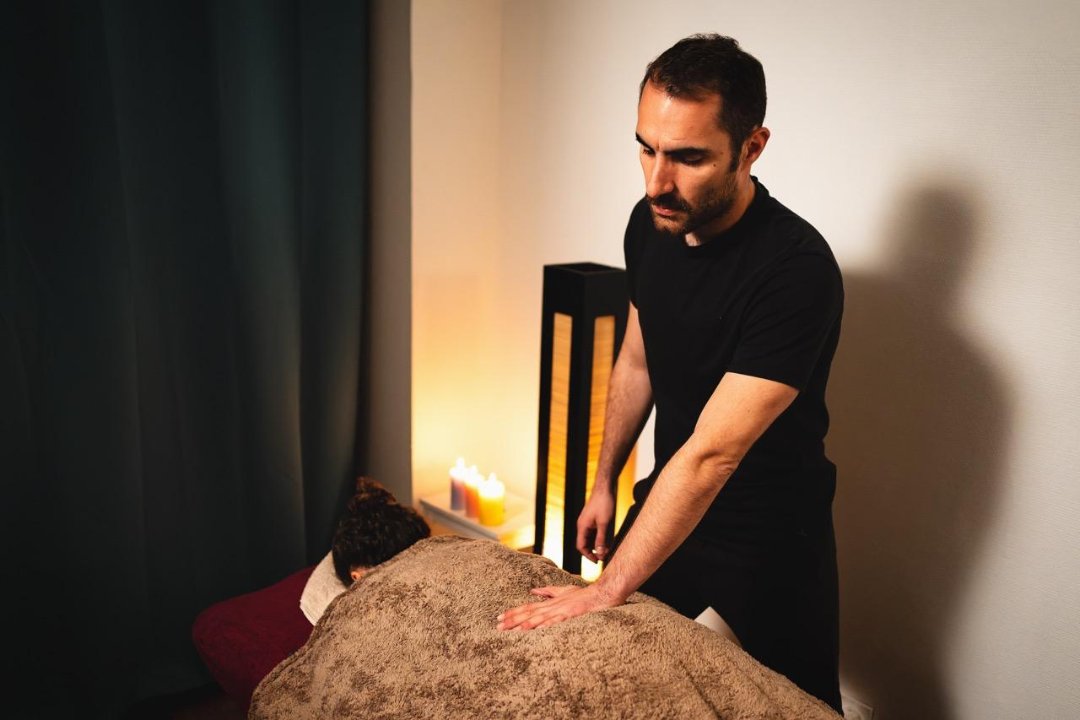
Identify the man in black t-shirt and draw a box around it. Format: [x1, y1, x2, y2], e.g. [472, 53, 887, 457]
[499, 34, 843, 713]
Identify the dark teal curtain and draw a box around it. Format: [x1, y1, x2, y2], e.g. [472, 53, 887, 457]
[1, 0, 369, 714]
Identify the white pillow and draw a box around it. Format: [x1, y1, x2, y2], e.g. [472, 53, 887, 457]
[299, 551, 348, 625]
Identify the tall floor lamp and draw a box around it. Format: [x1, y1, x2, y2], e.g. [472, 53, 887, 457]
[534, 263, 637, 576]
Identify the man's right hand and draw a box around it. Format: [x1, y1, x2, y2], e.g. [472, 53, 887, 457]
[576, 487, 616, 563]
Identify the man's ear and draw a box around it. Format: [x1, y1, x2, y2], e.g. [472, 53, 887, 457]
[350, 567, 367, 582]
[741, 126, 770, 167]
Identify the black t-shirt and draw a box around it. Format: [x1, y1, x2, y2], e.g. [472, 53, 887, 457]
[625, 179, 843, 541]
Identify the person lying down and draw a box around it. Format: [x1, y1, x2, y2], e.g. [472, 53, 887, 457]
[254, 480, 839, 720]
[331, 476, 432, 585]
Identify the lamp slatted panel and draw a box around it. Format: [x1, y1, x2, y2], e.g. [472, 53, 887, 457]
[542, 313, 572, 567]
[534, 263, 630, 576]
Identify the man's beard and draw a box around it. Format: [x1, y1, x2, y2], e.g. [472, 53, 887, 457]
[648, 173, 738, 238]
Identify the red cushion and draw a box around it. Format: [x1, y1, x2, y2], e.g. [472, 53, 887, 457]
[192, 566, 316, 705]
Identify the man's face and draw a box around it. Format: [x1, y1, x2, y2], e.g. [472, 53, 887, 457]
[636, 81, 743, 238]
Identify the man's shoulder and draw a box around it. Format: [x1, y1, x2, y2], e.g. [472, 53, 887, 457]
[755, 191, 839, 272]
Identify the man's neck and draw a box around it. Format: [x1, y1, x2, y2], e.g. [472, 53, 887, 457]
[685, 175, 756, 247]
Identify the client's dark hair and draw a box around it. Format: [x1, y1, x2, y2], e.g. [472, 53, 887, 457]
[332, 477, 431, 584]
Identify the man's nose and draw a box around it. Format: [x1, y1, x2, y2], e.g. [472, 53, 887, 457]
[646, 157, 675, 198]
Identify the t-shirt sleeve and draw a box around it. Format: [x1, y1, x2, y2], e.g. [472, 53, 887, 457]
[727, 253, 843, 391]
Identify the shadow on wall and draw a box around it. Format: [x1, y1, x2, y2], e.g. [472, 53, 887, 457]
[826, 182, 1010, 720]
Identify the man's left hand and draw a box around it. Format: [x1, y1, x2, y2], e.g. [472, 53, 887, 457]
[497, 583, 624, 631]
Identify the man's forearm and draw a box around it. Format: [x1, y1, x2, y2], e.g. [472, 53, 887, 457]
[593, 439, 734, 602]
[594, 372, 800, 602]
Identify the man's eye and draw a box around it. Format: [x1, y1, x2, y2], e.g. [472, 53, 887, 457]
[640, 146, 655, 156]
[680, 156, 705, 166]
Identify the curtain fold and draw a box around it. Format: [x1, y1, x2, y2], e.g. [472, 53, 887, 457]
[1, 1, 370, 713]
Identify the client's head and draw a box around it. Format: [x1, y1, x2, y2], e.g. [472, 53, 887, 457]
[332, 477, 431, 585]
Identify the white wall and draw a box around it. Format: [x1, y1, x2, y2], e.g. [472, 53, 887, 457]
[411, 0, 510, 501]
[410, 1, 1080, 717]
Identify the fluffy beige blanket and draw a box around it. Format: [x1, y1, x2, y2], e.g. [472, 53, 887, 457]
[250, 536, 839, 720]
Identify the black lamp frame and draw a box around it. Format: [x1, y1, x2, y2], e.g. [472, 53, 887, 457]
[534, 262, 629, 575]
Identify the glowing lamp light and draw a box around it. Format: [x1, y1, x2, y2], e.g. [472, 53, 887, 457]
[534, 263, 637, 576]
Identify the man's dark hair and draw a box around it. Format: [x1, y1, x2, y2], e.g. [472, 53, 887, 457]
[332, 477, 431, 584]
[641, 34, 766, 165]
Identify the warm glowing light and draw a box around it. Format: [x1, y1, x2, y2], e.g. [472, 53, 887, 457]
[581, 558, 601, 583]
[542, 312, 572, 567]
[541, 312, 634, 575]
[588, 317, 637, 532]
[478, 472, 506, 526]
